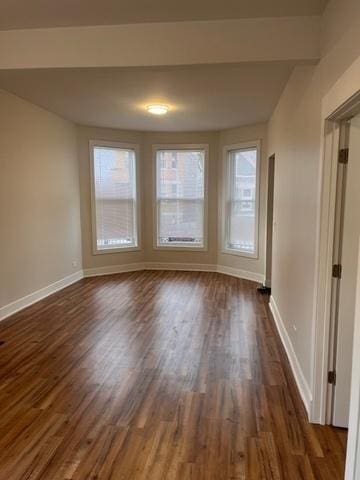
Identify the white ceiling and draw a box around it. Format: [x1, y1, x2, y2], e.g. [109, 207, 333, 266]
[0, 0, 328, 30]
[0, 63, 294, 131]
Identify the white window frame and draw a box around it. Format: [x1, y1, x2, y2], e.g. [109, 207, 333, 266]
[153, 144, 209, 251]
[221, 140, 261, 259]
[89, 140, 141, 255]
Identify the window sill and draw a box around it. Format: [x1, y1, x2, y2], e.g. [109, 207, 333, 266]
[221, 247, 258, 259]
[93, 246, 142, 255]
[154, 244, 207, 252]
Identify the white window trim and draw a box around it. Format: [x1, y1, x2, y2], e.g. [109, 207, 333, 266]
[89, 139, 142, 255]
[221, 140, 261, 259]
[153, 144, 209, 252]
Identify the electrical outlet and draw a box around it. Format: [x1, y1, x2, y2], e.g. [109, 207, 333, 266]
[72, 260, 78, 268]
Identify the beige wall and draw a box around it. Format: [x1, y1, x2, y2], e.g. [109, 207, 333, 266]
[268, 0, 360, 391]
[268, 67, 322, 384]
[0, 89, 82, 309]
[78, 125, 267, 276]
[217, 123, 268, 276]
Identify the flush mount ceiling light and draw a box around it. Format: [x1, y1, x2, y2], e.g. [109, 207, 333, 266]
[146, 104, 169, 115]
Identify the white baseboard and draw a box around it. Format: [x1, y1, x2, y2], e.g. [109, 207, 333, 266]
[0, 270, 84, 322]
[217, 265, 264, 284]
[83, 262, 145, 277]
[83, 262, 263, 284]
[269, 295, 312, 418]
[144, 262, 217, 272]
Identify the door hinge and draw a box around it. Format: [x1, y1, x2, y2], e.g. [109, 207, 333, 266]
[332, 264, 342, 279]
[338, 148, 349, 164]
[328, 370, 337, 385]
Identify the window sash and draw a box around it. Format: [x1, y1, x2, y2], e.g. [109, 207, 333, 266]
[95, 198, 137, 250]
[157, 198, 204, 246]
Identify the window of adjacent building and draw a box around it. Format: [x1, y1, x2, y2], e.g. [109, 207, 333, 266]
[90, 141, 139, 253]
[155, 147, 207, 249]
[223, 142, 260, 257]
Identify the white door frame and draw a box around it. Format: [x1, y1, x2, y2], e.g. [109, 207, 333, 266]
[312, 90, 360, 426]
[312, 90, 360, 476]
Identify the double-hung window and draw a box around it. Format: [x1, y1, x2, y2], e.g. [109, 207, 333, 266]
[155, 146, 207, 249]
[90, 141, 140, 253]
[223, 141, 260, 258]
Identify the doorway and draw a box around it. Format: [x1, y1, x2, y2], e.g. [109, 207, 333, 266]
[327, 114, 360, 427]
[265, 154, 275, 291]
[313, 90, 360, 430]
[258, 154, 275, 295]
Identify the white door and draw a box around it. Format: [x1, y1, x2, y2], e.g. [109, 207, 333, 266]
[333, 113, 360, 427]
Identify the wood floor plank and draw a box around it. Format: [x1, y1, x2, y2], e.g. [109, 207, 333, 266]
[0, 271, 346, 479]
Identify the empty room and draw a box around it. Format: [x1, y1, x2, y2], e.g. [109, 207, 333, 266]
[1, 0, 360, 479]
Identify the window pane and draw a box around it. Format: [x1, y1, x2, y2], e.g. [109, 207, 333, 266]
[227, 148, 257, 254]
[93, 146, 137, 250]
[156, 150, 205, 246]
[158, 199, 203, 245]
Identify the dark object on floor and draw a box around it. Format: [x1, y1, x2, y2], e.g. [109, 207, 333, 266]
[257, 285, 271, 294]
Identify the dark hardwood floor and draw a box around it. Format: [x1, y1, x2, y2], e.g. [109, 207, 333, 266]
[0, 271, 346, 479]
